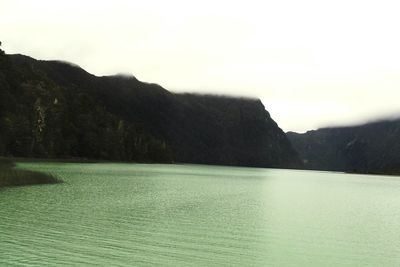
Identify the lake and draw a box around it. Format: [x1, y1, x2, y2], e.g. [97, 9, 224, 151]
[1, 163, 400, 266]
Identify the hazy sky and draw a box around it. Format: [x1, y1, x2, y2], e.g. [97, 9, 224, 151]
[1, 0, 400, 132]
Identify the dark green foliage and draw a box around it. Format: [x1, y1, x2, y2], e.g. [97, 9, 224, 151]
[0, 157, 15, 168]
[0, 44, 300, 167]
[287, 120, 400, 175]
[0, 51, 172, 162]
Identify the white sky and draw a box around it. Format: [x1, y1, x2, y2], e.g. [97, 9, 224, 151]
[1, 0, 400, 132]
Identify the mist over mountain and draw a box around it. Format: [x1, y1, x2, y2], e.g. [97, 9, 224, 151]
[0, 46, 301, 168]
[287, 120, 400, 175]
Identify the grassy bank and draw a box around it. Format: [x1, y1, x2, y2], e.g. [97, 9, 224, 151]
[0, 158, 61, 187]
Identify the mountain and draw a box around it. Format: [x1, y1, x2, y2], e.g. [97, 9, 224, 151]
[0, 45, 301, 168]
[287, 120, 400, 174]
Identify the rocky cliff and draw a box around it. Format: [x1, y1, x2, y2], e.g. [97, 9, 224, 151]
[0, 46, 301, 167]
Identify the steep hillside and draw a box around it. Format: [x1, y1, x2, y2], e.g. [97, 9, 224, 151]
[0, 45, 301, 168]
[287, 120, 400, 174]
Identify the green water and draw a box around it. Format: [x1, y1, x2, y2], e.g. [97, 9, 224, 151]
[1, 163, 400, 266]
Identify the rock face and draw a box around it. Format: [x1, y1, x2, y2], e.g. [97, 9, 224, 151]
[287, 120, 400, 174]
[0, 48, 301, 167]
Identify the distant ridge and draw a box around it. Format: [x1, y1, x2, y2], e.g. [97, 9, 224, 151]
[287, 120, 400, 175]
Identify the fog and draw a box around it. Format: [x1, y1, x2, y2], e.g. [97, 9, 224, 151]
[1, 0, 400, 132]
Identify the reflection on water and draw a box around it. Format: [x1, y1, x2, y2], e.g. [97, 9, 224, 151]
[1, 163, 400, 266]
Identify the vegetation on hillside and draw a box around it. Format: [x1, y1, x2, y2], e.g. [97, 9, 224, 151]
[0, 41, 301, 167]
[0, 42, 172, 163]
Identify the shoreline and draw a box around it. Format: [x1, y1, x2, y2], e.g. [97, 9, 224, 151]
[0, 158, 61, 187]
[11, 156, 400, 178]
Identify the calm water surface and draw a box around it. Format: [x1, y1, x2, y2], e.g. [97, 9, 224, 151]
[1, 163, 400, 266]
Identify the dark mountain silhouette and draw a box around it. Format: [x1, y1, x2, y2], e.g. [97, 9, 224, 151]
[0, 44, 301, 168]
[287, 120, 400, 175]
